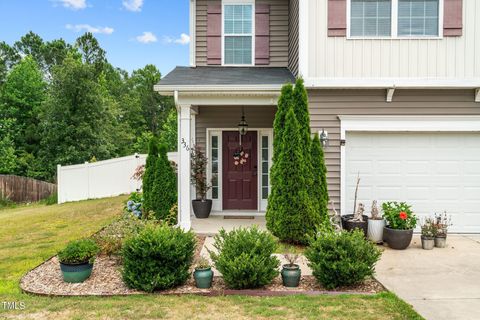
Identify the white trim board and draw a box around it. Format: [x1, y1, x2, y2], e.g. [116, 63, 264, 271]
[339, 115, 480, 218]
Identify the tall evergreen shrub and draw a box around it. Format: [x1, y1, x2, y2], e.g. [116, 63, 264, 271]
[272, 83, 293, 162]
[151, 144, 177, 220]
[311, 134, 329, 225]
[266, 107, 317, 244]
[142, 139, 177, 219]
[142, 138, 159, 213]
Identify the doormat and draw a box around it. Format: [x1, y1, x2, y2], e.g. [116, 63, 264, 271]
[223, 216, 255, 220]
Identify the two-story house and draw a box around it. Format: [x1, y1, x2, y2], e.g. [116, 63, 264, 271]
[155, 0, 480, 233]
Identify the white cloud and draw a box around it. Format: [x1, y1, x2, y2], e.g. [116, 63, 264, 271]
[136, 32, 158, 44]
[163, 33, 191, 45]
[66, 24, 114, 35]
[123, 0, 143, 12]
[54, 0, 87, 10]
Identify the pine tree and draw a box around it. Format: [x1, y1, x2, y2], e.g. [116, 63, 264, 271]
[311, 134, 329, 225]
[266, 107, 317, 244]
[142, 137, 159, 214]
[150, 144, 177, 219]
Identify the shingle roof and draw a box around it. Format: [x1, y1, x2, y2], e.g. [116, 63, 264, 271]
[156, 66, 295, 87]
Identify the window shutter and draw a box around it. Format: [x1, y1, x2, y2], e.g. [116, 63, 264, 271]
[444, 0, 463, 37]
[207, 4, 222, 65]
[255, 4, 270, 65]
[328, 0, 347, 37]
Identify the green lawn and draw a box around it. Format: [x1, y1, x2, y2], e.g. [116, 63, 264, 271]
[0, 196, 423, 320]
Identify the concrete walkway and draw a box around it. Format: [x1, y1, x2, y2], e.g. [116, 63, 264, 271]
[375, 235, 480, 320]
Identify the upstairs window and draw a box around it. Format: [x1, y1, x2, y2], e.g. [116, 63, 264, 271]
[351, 0, 392, 37]
[349, 0, 441, 38]
[223, 4, 254, 65]
[398, 0, 439, 36]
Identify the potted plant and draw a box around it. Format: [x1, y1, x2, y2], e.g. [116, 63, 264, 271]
[191, 145, 213, 219]
[342, 175, 368, 237]
[434, 212, 452, 248]
[382, 202, 418, 250]
[58, 239, 99, 283]
[193, 257, 213, 289]
[281, 251, 301, 288]
[367, 200, 385, 244]
[420, 217, 436, 250]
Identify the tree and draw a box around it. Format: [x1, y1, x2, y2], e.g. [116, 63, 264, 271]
[38, 54, 115, 180]
[272, 83, 293, 162]
[0, 42, 20, 85]
[142, 138, 177, 220]
[311, 134, 329, 226]
[142, 138, 159, 213]
[266, 107, 318, 244]
[0, 135, 16, 174]
[75, 33, 106, 73]
[1, 56, 46, 153]
[158, 108, 177, 152]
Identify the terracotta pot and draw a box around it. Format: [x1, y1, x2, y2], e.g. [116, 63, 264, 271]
[368, 219, 386, 244]
[384, 227, 413, 250]
[192, 199, 212, 219]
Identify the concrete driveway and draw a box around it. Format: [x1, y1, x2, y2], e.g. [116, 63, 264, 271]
[375, 235, 480, 320]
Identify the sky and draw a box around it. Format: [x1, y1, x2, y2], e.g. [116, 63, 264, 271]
[0, 0, 190, 76]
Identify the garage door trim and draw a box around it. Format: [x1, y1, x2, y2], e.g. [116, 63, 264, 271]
[339, 115, 480, 217]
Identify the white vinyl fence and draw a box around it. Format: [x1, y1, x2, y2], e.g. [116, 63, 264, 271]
[57, 153, 178, 204]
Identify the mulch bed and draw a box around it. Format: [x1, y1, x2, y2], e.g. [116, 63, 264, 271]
[20, 234, 384, 297]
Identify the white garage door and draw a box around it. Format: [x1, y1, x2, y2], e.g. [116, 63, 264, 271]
[345, 132, 480, 233]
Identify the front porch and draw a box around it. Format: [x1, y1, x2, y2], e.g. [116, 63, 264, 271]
[192, 215, 267, 235]
[154, 66, 295, 230]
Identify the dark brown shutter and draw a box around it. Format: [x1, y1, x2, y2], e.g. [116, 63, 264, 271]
[444, 0, 463, 37]
[255, 4, 270, 65]
[207, 4, 222, 65]
[328, 0, 347, 37]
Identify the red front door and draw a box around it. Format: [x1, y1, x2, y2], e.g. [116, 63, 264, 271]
[222, 131, 258, 210]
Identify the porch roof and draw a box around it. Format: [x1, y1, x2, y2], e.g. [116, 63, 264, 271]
[154, 66, 295, 94]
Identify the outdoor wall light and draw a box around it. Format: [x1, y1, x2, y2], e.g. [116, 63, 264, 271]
[238, 108, 248, 136]
[320, 128, 329, 148]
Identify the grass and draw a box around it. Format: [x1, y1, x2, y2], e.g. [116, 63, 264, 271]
[0, 196, 424, 320]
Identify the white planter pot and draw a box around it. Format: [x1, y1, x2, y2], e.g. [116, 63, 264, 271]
[368, 219, 386, 244]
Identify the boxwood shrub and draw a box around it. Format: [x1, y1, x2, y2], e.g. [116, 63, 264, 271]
[305, 230, 381, 289]
[122, 224, 196, 292]
[58, 239, 99, 264]
[209, 227, 279, 289]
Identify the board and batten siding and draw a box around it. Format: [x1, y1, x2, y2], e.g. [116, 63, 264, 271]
[196, 0, 289, 67]
[307, 0, 480, 80]
[308, 89, 480, 213]
[195, 106, 276, 150]
[288, 0, 299, 76]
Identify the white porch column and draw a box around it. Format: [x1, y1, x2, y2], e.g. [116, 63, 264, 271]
[178, 104, 192, 230]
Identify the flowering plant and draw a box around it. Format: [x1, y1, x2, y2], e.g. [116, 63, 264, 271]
[433, 212, 452, 237]
[125, 192, 143, 218]
[382, 202, 417, 230]
[421, 217, 437, 238]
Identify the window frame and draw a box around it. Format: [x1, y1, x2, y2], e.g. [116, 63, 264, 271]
[347, 0, 444, 40]
[221, 0, 255, 66]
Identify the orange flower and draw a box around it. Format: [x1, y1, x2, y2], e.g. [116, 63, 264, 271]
[399, 211, 408, 220]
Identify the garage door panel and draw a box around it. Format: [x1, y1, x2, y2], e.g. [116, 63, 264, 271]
[346, 132, 480, 233]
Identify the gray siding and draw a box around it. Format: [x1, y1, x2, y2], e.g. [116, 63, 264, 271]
[195, 106, 276, 149]
[288, 0, 299, 77]
[195, 0, 289, 67]
[308, 89, 480, 213]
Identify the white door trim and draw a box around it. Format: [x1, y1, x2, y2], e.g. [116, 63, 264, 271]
[206, 128, 273, 215]
[339, 115, 480, 216]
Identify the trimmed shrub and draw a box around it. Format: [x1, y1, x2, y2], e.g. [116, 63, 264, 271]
[272, 83, 293, 163]
[266, 107, 318, 244]
[311, 134, 329, 225]
[122, 224, 196, 292]
[305, 230, 381, 289]
[209, 227, 279, 289]
[58, 239, 99, 264]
